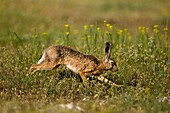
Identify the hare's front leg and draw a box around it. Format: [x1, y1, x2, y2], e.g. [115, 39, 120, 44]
[79, 73, 88, 86]
[97, 75, 123, 87]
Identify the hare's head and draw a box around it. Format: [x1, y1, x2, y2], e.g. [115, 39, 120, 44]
[103, 42, 118, 72]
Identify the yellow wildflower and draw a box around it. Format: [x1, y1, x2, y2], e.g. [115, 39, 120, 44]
[105, 31, 109, 35]
[90, 24, 94, 28]
[84, 25, 88, 30]
[109, 25, 113, 30]
[104, 20, 107, 26]
[42, 32, 48, 36]
[106, 24, 110, 27]
[65, 24, 69, 28]
[124, 28, 128, 33]
[163, 27, 168, 31]
[161, 34, 165, 39]
[66, 32, 70, 35]
[138, 26, 142, 32]
[154, 29, 159, 34]
[81, 37, 85, 40]
[87, 35, 91, 39]
[141, 29, 145, 35]
[32, 34, 38, 38]
[97, 27, 101, 32]
[142, 26, 145, 30]
[117, 29, 123, 35]
[154, 25, 158, 29]
[128, 35, 132, 40]
[55, 40, 60, 43]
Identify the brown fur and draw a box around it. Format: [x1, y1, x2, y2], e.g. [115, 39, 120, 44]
[28, 42, 122, 87]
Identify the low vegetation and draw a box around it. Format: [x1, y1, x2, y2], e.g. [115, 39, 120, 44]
[0, 0, 170, 112]
[0, 21, 169, 112]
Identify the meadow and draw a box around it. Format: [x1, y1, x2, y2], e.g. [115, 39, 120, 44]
[0, 0, 170, 113]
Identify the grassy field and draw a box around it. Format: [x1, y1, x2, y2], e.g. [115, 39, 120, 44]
[0, 0, 170, 113]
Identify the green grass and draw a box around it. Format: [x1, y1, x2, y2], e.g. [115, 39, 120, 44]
[0, 0, 170, 113]
[0, 22, 170, 113]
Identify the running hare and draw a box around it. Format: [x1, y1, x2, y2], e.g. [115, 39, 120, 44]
[28, 42, 122, 87]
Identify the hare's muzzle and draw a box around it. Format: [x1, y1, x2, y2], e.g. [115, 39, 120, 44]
[112, 64, 118, 72]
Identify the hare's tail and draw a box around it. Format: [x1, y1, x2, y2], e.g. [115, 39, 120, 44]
[97, 75, 122, 87]
[37, 52, 46, 64]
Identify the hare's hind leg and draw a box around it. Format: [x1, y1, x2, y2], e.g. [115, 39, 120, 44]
[28, 61, 60, 75]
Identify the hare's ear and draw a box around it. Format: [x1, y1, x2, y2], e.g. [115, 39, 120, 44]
[105, 42, 112, 61]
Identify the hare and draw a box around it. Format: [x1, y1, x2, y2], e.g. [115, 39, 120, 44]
[28, 42, 122, 87]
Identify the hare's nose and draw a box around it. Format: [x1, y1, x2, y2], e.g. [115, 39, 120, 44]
[112, 65, 118, 72]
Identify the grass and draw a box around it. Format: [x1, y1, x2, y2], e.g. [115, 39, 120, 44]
[0, 0, 170, 113]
